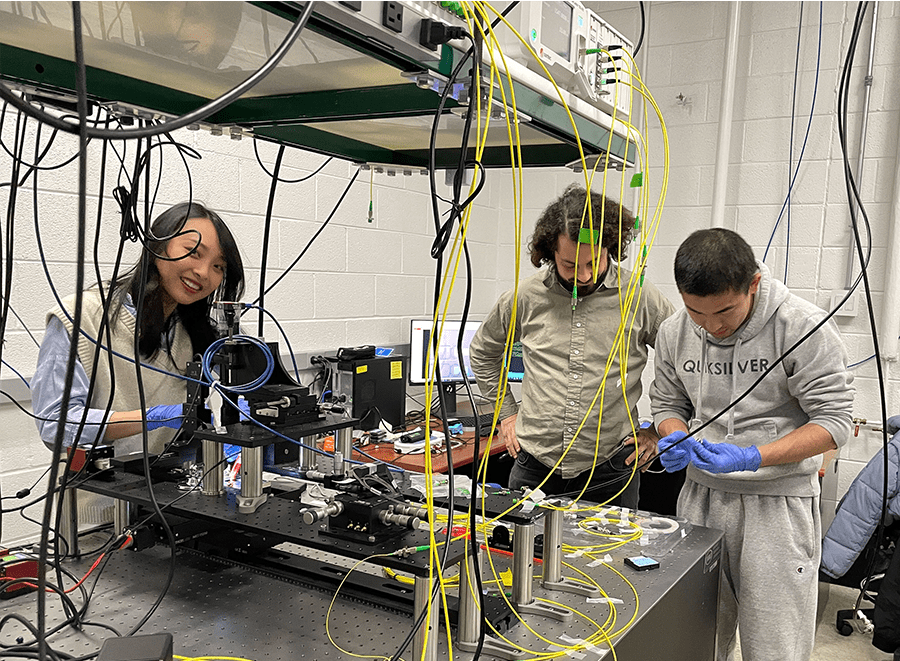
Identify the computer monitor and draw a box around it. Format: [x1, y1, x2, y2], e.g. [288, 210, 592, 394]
[408, 318, 479, 386]
[408, 319, 523, 413]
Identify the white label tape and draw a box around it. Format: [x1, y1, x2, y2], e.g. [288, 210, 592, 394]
[587, 597, 624, 605]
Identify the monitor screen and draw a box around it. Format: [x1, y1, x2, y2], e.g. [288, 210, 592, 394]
[408, 319, 523, 386]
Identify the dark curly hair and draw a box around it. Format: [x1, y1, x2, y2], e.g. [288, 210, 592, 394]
[528, 184, 635, 268]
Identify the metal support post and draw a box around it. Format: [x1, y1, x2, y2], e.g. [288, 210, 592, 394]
[201, 439, 225, 495]
[542, 508, 600, 597]
[236, 445, 267, 514]
[113, 499, 132, 537]
[457, 547, 524, 660]
[57, 481, 80, 558]
[299, 434, 317, 471]
[413, 575, 439, 661]
[511, 522, 572, 622]
[337, 427, 352, 473]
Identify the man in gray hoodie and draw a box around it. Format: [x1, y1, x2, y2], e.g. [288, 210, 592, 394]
[650, 228, 854, 661]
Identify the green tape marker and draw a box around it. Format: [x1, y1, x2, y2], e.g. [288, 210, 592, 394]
[634, 216, 640, 230]
[578, 227, 599, 244]
[630, 172, 643, 188]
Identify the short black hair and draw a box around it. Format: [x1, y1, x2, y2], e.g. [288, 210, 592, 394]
[674, 228, 758, 296]
[528, 184, 634, 268]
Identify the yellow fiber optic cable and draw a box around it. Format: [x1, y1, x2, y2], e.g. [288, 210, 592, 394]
[325, 552, 405, 661]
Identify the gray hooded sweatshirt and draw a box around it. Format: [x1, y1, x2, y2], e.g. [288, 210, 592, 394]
[650, 261, 854, 497]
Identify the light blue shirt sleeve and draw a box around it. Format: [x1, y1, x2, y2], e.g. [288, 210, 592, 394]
[31, 316, 108, 451]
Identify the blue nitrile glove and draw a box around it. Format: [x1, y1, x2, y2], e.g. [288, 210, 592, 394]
[657, 431, 695, 472]
[146, 404, 184, 431]
[692, 439, 762, 474]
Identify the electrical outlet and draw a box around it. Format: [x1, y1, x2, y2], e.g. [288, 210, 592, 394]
[382, 2, 403, 33]
[830, 289, 858, 317]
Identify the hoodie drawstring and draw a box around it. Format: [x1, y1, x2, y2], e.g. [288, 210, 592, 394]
[726, 338, 743, 442]
[690, 331, 742, 442]
[690, 329, 708, 432]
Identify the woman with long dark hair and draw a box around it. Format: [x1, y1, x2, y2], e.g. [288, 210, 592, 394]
[32, 202, 245, 456]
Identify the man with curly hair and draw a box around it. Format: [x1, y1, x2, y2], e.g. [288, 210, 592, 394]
[469, 185, 675, 505]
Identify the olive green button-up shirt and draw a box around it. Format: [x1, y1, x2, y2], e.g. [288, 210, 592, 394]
[469, 264, 675, 478]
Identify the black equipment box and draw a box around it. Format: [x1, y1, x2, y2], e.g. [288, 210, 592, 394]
[334, 356, 407, 431]
[97, 633, 173, 661]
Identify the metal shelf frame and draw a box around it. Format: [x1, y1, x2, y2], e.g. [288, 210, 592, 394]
[0, 0, 636, 168]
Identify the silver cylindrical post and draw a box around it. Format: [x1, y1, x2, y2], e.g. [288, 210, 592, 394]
[235, 445, 268, 513]
[58, 481, 80, 558]
[201, 439, 225, 495]
[241, 446, 263, 497]
[542, 508, 563, 584]
[512, 522, 535, 605]
[337, 427, 352, 467]
[413, 575, 438, 661]
[457, 547, 480, 645]
[538, 509, 598, 600]
[299, 434, 317, 471]
[113, 499, 131, 536]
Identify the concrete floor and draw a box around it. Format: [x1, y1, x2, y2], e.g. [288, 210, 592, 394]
[810, 583, 893, 661]
[733, 582, 893, 661]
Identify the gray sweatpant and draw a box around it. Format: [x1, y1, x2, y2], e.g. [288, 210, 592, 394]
[678, 479, 821, 661]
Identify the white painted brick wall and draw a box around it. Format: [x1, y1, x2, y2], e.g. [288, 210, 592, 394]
[3, 1, 900, 548]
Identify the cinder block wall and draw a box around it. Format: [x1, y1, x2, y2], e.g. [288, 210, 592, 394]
[0, 120, 510, 545]
[1, 1, 897, 545]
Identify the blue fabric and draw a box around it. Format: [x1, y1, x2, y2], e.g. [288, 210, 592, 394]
[692, 440, 761, 474]
[31, 315, 108, 449]
[657, 431, 694, 472]
[821, 419, 900, 578]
